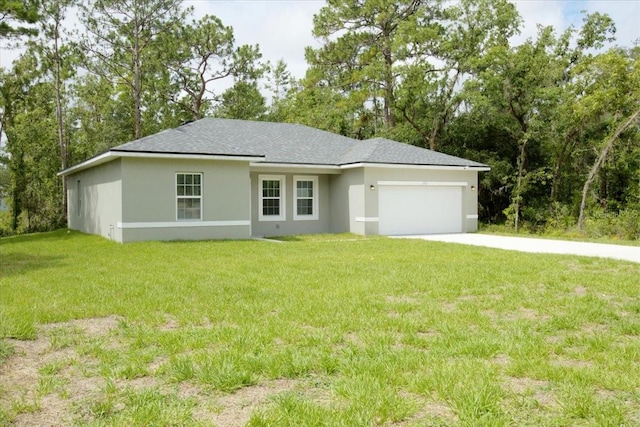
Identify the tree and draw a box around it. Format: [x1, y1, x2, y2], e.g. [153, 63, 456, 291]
[0, 0, 39, 38]
[1, 52, 63, 231]
[78, 0, 188, 139]
[395, 0, 520, 150]
[573, 49, 640, 229]
[161, 15, 263, 121]
[36, 0, 76, 220]
[215, 80, 266, 121]
[308, 0, 441, 131]
[265, 59, 293, 121]
[468, 13, 616, 232]
[70, 73, 133, 156]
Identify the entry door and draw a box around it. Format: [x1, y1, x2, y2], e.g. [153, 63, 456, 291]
[378, 185, 462, 235]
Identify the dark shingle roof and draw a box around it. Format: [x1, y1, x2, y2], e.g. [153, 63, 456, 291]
[111, 118, 487, 168]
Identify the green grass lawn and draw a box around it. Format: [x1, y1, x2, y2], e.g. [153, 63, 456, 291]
[1, 230, 639, 426]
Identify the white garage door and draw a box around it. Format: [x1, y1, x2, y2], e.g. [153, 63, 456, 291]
[378, 185, 462, 235]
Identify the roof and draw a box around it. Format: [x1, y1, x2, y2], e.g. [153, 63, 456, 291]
[61, 118, 488, 176]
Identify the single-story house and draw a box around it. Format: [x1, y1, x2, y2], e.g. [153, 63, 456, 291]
[59, 118, 489, 243]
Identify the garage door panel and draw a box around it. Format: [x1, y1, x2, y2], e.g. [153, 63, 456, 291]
[379, 185, 462, 235]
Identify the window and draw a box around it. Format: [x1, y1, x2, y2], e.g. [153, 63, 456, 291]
[176, 173, 202, 220]
[294, 176, 318, 220]
[259, 175, 285, 221]
[77, 180, 81, 216]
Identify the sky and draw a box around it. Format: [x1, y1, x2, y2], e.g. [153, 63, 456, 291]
[0, 0, 639, 79]
[180, 0, 640, 80]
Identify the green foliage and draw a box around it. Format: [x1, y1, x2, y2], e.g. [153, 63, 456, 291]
[215, 81, 267, 121]
[159, 14, 265, 121]
[78, 0, 189, 139]
[583, 207, 640, 240]
[0, 0, 39, 38]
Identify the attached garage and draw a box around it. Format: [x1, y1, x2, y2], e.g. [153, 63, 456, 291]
[378, 183, 463, 235]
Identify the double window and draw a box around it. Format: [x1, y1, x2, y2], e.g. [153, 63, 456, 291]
[258, 175, 318, 221]
[293, 176, 318, 220]
[176, 173, 202, 220]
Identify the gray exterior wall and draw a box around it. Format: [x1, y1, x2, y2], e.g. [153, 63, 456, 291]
[119, 158, 252, 242]
[328, 168, 364, 234]
[362, 166, 480, 234]
[65, 156, 482, 242]
[66, 159, 123, 242]
[250, 172, 331, 237]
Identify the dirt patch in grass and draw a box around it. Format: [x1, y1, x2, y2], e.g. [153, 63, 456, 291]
[394, 394, 457, 426]
[41, 315, 122, 337]
[0, 317, 335, 425]
[574, 286, 588, 296]
[0, 316, 120, 425]
[416, 330, 440, 339]
[492, 354, 511, 366]
[198, 379, 299, 426]
[482, 308, 549, 322]
[441, 302, 457, 312]
[550, 357, 594, 369]
[505, 376, 557, 408]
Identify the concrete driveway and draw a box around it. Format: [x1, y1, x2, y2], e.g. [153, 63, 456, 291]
[395, 233, 640, 263]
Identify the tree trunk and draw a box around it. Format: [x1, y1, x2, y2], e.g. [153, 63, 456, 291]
[513, 138, 528, 234]
[382, 43, 395, 129]
[578, 107, 640, 229]
[401, 108, 430, 148]
[550, 129, 578, 206]
[133, 12, 142, 139]
[53, 5, 67, 222]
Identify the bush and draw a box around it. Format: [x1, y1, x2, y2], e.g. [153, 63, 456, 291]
[583, 207, 640, 240]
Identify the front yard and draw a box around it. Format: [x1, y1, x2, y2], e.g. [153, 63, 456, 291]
[1, 230, 639, 425]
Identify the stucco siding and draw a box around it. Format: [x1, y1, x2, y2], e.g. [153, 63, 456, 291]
[329, 168, 365, 235]
[250, 172, 331, 237]
[119, 158, 251, 242]
[363, 167, 480, 234]
[66, 159, 123, 241]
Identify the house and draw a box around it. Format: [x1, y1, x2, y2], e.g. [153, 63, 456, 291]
[59, 118, 489, 243]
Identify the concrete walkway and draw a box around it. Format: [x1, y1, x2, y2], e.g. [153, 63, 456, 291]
[395, 233, 640, 263]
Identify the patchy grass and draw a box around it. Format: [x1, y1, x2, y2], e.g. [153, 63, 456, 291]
[1, 230, 639, 425]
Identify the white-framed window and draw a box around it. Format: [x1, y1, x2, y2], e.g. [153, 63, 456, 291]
[176, 173, 202, 220]
[259, 175, 285, 221]
[293, 176, 318, 220]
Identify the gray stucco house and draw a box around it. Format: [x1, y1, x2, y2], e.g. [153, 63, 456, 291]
[59, 118, 489, 243]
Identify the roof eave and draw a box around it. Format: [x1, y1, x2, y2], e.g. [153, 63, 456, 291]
[58, 150, 265, 176]
[58, 151, 117, 176]
[340, 162, 490, 171]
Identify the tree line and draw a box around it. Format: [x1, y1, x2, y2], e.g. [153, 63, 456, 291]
[1, 0, 639, 239]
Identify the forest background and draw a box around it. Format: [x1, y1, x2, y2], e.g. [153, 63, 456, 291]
[0, 0, 638, 239]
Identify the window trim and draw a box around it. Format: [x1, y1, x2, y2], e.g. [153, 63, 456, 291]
[176, 172, 203, 221]
[293, 175, 319, 221]
[259, 174, 286, 222]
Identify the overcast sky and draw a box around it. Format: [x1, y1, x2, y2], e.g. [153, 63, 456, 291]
[0, 0, 638, 79]
[183, 0, 640, 80]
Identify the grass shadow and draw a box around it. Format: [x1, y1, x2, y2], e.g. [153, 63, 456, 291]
[0, 229, 80, 246]
[0, 252, 67, 278]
